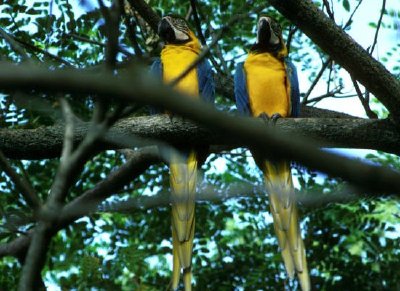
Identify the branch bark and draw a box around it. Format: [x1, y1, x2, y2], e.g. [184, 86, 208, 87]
[268, 0, 400, 119]
[1, 115, 398, 159]
[0, 64, 399, 197]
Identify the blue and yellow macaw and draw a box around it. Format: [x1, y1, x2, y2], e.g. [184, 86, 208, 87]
[151, 15, 214, 291]
[234, 16, 310, 290]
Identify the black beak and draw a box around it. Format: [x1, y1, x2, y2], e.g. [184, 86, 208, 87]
[258, 18, 271, 44]
[158, 18, 175, 43]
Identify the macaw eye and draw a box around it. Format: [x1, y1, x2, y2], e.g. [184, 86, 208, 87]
[271, 21, 282, 36]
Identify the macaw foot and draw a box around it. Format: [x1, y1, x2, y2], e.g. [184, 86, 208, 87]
[258, 112, 271, 125]
[270, 113, 282, 126]
[166, 112, 175, 123]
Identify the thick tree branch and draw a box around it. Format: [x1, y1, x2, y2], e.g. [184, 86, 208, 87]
[127, 0, 159, 32]
[0, 64, 399, 197]
[268, 0, 400, 119]
[1, 115, 398, 160]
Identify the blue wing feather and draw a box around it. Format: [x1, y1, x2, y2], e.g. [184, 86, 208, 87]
[197, 59, 215, 104]
[285, 58, 300, 117]
[150, 57, 215, 111]
[234, 62, 251, 116]
[149, 58, 163, 114]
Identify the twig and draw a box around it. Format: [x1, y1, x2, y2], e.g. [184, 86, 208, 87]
[190, 0, 207, 45]
[60, 147, 161, 221]
[14, 37, 73, 66]
[123, 16, 143, 57]
[98, 0, 121, 69]
[350, 76, 378, 119]
[322, 0, 335, 20]
[302, 57, 332, 104]
[0, 150, 41, 210]
[343, 0, 363, 30]
[286, 25, 298, 53]
[0, 27, 30, 62]
[370, 0, 386, 55]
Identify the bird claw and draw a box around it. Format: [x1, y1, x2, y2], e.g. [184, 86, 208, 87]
[270, 113, 282, 126]
[167, 112, 175, 123]
[258, 112, 271, 125]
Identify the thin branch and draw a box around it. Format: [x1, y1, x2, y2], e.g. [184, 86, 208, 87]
[343, 0, 363, 30]
[370, 0, 386, 55]
[350, 76, 378, 119]
[0, 150, 41, 210]
[286, 25, 298, 53]
[60, 146, 161, 221]
[66, 32, 133, 57]
[0, 27, 30, 62]
[14, 37, 73, 67]
[322, 0, 335, 20]
[305, 86, 343, 105]
[123, 16, 143, 57]
[0, 147, 160, 261]
[302, 57, 332, 104]
[98, 0, 121, 69]
[190, 0, 207, 45]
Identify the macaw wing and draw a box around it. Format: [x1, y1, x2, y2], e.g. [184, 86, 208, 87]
[149, 58, 163, 114]
[234, 62, 251, 116]
[197, 59, 215, 104]
[285, 58, 300, 118]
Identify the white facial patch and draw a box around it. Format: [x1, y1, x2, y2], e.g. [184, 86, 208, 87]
[173, 26, 189, 41]
[164, 17, 190, 41]
[257, 16, 280, 45]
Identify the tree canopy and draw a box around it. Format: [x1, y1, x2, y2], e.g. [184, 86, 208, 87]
[0, 0, 399, 290]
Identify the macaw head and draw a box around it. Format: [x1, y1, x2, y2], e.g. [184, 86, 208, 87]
[158, 15, 192, 44]
[252, 16, 286, 56]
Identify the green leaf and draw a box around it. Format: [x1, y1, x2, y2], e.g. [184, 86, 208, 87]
[343, 0, 350, 11]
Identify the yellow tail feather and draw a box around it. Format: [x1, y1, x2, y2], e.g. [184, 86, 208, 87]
[171, 226, 181, 290]
[183, 268, 192, 291]
[170, 151, 197, 291]
[264, 161, 310, 291]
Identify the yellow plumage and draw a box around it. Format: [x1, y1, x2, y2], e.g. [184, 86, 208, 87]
[245, 52, 310, 290]
[244, 52, 292, 118]
[161, 31, 201, 291]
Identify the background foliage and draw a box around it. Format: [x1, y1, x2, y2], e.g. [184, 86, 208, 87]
[0, 0, 399, 290]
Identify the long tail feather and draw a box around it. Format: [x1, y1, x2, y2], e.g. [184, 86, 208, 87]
[170, 151, 197, 290]
[172, 226, 181, 290]
[183, 268, 192, 291]
[264, 161, 310, 291]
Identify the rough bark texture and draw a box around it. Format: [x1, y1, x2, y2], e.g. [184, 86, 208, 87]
[1, 115, 398, 159]
[268, 0, 400, 119]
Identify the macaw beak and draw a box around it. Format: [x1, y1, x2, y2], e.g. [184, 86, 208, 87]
[158, 18, 175, 43]
[258, 18, 272, 45]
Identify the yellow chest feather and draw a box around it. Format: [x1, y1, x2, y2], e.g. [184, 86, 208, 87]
[244, 53, 289, 117]
[161, 45, 199, 98]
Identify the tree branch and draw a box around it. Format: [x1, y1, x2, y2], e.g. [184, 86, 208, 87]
[0, 64, 399, 197]
[2, 115, 399, 160]
[0, 150, 41, 210]
[0, 147, 160, 260]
